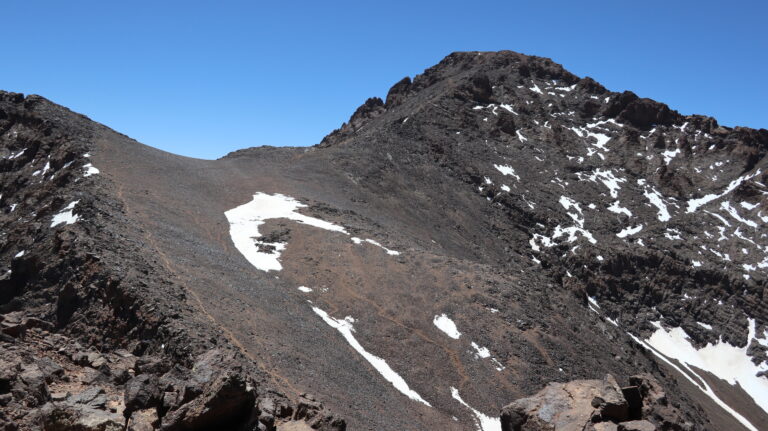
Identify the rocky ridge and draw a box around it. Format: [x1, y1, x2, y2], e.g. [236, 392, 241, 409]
[0, 92, 344, 430]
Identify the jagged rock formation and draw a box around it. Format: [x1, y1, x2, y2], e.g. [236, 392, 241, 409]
[1, 50, 767, 431]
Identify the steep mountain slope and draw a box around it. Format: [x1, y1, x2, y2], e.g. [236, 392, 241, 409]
[1, 51, 767, 431]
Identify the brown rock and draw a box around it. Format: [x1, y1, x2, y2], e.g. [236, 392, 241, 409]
[160, 351, 256, 431]
[127, 408, 160, 431]
[40, 402, 123, 431]
[596, 375, 629, 422]
[293, 393, 322, 421]
[618, 420, 656, 431]
[501, 374, 629, 431]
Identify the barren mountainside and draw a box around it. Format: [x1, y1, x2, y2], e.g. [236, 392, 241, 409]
[1, 51, 767, 431]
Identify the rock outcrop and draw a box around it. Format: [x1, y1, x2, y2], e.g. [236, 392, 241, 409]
[500, 374, 690, 431]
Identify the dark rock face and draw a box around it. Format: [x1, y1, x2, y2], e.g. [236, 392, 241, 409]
[2, 50, 768, 431]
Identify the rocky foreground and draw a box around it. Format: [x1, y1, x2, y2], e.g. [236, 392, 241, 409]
[2, 309, 347, 431]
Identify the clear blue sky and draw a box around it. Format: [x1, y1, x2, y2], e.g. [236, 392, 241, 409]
[2, 1, 766, 159]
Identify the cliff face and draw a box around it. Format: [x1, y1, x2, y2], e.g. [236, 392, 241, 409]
[1, 50, 767, 431]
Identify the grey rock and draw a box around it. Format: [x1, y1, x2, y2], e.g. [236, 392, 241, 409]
[124, 374, 160, 416]
[40, 402, 123, 431]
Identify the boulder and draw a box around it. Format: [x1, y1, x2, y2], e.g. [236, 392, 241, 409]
[127, 408, 160, 431]
[160, 373, 255, 430]
[501, 374, 689, 431]
[40, 402, 123, 431]
[293, 393, 322, 421]
[593, 375, 629, 422]
[160, 350, 256, 430]
[17, 363, 50, 406]
[70, 387, 108, 409]
[627, 375, 687, 429]
[124, 374, 160, 416]
[501, 376, 614, 430]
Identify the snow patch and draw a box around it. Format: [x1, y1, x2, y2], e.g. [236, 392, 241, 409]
[642, 186, 671, 222]
[687, 170, 762, 213]
[576, 169, 625, 198]
[312, 306, 431, 406]
[470, 342, 491, 359]
[617, 224, 643, 238]
[662, 148, 681, 165]
[554, 196, 597, 244]
[7, 149, 26, 159]
[721, 201, 758, 228]
[433, 314, 461, 339]
[225, 193, 347, 272]
[494, 164, 520, 181]
[630, 320, 768, 431]
[450, 387, 501, 431]
[83, 163, 100, 177]
[351, 237, 400, 255]
[607, 201, 632, 217]
[51, 201, 80, 227]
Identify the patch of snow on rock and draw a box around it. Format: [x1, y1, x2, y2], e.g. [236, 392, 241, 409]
[630, 320, 768, 431]
[554, 196, 597, 244]
[617, 224, 643, 238]
[662, 148, 681, 165]
[687, 170, 761, 213]
[433, 314, 461, 339]
[450, 387, 501, 431]
[312, 306, 431, 406]
[576, 169, 625, 198]
[225, 193, 347, 272]
[470, 342, 491, 359]
[607, 201, 632, 217]
[51, 201, 80, 227]
[8, 149, 26, 159]
[351, 237, 400, 255]
[494, 164, 520, 181]
[83, 163, 100, 177]
[642, 186, 671, 222]
[721, 201, 758, 228]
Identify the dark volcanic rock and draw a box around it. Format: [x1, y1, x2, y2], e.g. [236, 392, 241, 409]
[124, 375, 160, 416]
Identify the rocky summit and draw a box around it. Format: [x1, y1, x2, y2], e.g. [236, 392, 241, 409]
[1, 51, 767, 431]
